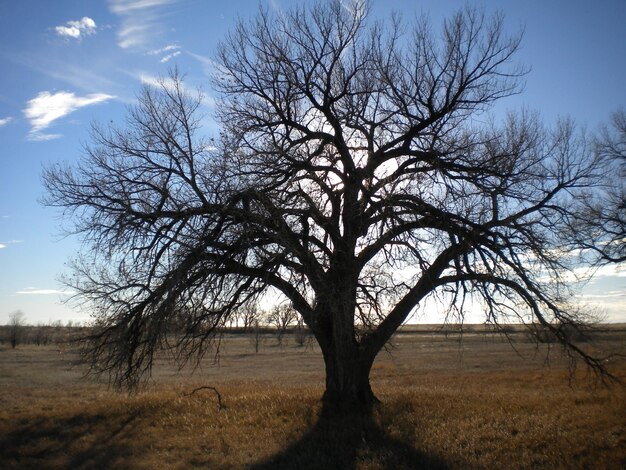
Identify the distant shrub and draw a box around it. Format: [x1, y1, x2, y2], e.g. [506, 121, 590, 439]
[528, 323, 591, 343]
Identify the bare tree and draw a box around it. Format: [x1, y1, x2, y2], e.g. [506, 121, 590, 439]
[34, 323, 51, 346]
[44, 1, 616, 413]
[268, 304, 298, 345]
[294, 316, 311, 347]
[251, 320, 263, 353]
[238, 303, 261, 332]
[563, 108, 625, 264]
[9, 310, 25, 349]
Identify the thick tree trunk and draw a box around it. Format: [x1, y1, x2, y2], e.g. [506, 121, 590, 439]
[321, 347, 378, 415]
[314, 268, 381, 415]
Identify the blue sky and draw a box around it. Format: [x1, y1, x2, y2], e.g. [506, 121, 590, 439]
[0, 0, 624, 325]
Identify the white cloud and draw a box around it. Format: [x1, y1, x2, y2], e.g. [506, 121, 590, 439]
[160, 50, 180, 63]
[576, 292, 626, 299]
[28, 132, 63, 141]
[138, 73, 166, 88]
[148, 44, 179, 55]
[23, 90, 113, 140]
[0, 239, 24, 249]
[109, 0, 178, 50]
[110, 0, 173, 13]
[187, 51, 216, 75]
[137, 72, 183, 92]
[581, 264, 626, 279]
[147, 44, 181, 63]
[16, 288, 74, 296]
[340, 0, 367, 20]
[133, 71, 215, 108]
[0, 117, 13, 127]
[268, 0, 281, 12]
[55, 17, 97, 39]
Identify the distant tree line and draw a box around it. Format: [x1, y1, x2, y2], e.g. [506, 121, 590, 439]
[164, 303, 313, 350]
[1, 305, 313, 352]
[1, 311, 87, 348]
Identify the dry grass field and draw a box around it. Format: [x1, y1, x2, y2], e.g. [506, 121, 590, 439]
[0, 326, 625, 469]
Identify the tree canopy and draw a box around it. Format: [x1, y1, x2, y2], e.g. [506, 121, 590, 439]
[44, 0, 622, 410]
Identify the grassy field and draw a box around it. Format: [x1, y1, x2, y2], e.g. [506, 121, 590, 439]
[0, 327, 624, 469]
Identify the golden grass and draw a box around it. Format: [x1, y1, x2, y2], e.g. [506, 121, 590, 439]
[0, 332, 625, 469]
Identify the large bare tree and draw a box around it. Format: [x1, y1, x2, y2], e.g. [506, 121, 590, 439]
[44, 1, 618, 412]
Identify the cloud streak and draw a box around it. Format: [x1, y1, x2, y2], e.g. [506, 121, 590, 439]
[0, 117, 13, 127]
[109, 0, 178, 50]
[160, 50, 180, 62]
[148, 44, 179, 55]
[148, 44, 181, 63]
[23, 91, 113, 140]
[0, 239, 24, 249]
[55, 17, 97, 39]
[16, 288, 74, 296]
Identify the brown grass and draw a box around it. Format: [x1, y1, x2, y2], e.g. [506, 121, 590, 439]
[0, 329, 624, 469]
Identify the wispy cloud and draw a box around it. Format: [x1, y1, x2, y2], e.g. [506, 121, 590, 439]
[341, 0, 367, 19]
[148, 44, 179, 55]
[23, 91, 113, 140]
[137, 72, 172, 89]
[585, 264, 626, 279]
[0, 239, 24, 249]
[28, 132, 63, 142]
[148, 44, 181, 63]
[109, 0, 178, 50]
[16, 287, 74, 296]
[576, 290, 626, 299]
[55, 17, 97, 39]
[136, 71, 191, 92]
[0, 117, 13, 127]
[160, 50, 180, 63]
[268, 0, 282, 13]
[187, 51, 216, 75]
[2, 48, 121, 97]
[134, 71, 214, 107]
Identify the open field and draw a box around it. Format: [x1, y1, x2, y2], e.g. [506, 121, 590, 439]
[1, 327, 625, 469]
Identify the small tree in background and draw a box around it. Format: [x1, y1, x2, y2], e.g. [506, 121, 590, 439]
[9, 310, 25, 349]
[294, 316, 310, 347]
[268, 304, 298, 346]
[34, 323, 51, 346]
[239, 303, 261, 332]
[251, 320, 263, 353]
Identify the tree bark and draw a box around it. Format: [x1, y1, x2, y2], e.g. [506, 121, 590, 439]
[315, 298, 379, 416]
[321, 346, 378, 416]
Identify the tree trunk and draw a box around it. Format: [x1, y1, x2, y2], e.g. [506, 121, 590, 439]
[314, 273, 380, 415]
[321, 347, 378, 415]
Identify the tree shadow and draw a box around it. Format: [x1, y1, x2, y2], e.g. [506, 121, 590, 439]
[250, 408, 450, 470]
[0, 409, 141, 470]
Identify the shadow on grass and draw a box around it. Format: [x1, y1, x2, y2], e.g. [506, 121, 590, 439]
[0, 409, 141, 470]
[250, 408, 450, 470]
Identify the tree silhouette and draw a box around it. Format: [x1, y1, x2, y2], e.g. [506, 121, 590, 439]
[563, 108, 625, 265]
[44, 1, 617, 413]
[9, 310, 25, 349]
